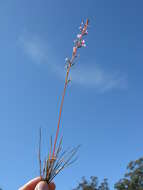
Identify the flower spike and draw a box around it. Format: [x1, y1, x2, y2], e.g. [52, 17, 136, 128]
[39, 19, 89, 184]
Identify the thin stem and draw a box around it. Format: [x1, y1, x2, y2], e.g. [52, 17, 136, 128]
[52, 62, 72, 158]
[39, 128, 42, 177]
[52, 18, 89, 160]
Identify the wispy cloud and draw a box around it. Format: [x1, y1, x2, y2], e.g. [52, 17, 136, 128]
[71, 64, 127, 92]
[19, 34, 49, 64]
[19, 33, 127, 92]
[19, 33, 65, 79]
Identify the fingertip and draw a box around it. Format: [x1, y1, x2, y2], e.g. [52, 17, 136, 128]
[35, 181, 49, 190]
[35, 181, 56, 190]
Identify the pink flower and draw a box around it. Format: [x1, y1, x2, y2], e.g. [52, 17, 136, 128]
[77, 34, 82, 39]
[81, 40, 86, 47]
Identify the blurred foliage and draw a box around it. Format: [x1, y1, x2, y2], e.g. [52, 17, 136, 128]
[73, 157, 143, 190]
[115, 157, 143, 190]
[73, 176, 109, 190]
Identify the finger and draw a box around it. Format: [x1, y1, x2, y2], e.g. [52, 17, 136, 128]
[35, 181, 56, 190]
[19, 177, 41, 190]
[48, 182, 56, 190]
[35, 181, 49, 190]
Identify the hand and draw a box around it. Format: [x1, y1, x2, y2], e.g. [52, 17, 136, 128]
[19, 177, 56, 190]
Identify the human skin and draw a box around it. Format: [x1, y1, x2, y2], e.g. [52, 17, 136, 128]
[19, 177, 56, 190]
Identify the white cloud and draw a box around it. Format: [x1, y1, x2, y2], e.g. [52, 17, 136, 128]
[19, 33, 65, 78]
[19, 33, 127, 92]
[19, 34, 49, 64]
[71, 64, 127, 92]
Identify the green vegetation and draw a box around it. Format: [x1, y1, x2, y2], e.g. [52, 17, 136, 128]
[73, 177, 109, 190]
[115, 157, 143, 190]
[73, 157, 143, 190]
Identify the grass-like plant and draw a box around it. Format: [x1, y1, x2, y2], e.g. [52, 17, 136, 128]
[39, 19, 89, 184]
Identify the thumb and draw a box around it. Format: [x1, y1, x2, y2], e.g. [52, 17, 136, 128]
[35, 181, 49, 190]
[35, 181, 55, 190]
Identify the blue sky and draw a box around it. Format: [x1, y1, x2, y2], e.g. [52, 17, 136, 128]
[0, 0, 143, 189]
